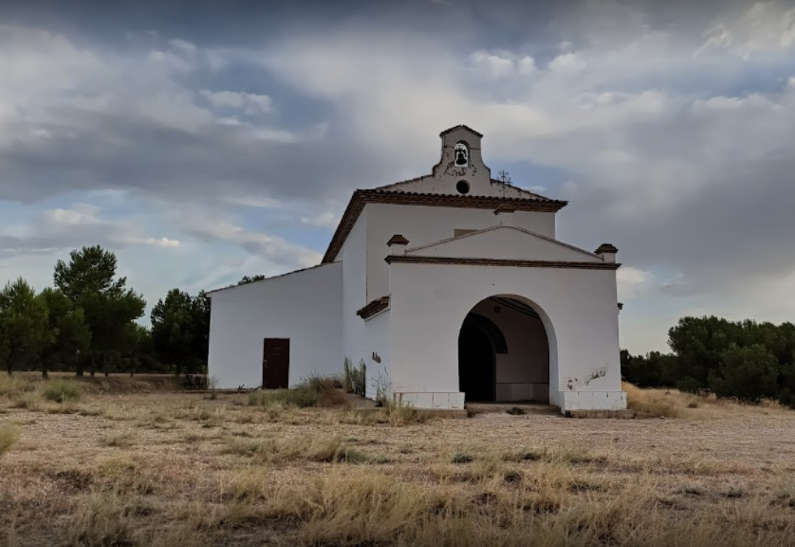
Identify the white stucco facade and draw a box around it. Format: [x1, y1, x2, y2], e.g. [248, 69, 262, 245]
[207, 125, 626, 413]
[207, 263, 342, 388]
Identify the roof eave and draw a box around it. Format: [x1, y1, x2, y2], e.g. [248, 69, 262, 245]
[321, 190, 568, 264]
[439, 124, 484, 138]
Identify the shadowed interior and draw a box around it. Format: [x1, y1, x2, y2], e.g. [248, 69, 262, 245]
[458, 296, 550, 403]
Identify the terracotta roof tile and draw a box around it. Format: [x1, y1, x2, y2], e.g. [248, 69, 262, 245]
[322, 189, 567, 263]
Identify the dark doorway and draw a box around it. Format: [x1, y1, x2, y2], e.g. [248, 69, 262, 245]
[262, 338, 289, 389]
[458, 316, 498, 401]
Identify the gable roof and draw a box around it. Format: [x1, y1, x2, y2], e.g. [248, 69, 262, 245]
[373, 175, 553, 200]
[321, 189, 567, 263]
[401, 225, 604, 263]
[439, 124, 483, 138]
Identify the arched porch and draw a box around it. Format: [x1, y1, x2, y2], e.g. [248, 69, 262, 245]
[458, 295, 555, 403]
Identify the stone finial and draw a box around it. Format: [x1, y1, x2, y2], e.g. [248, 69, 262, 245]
[595, 243, 618, 263]
[387, 234, 410, 246]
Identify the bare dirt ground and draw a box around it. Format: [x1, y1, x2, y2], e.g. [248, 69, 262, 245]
[1, 377, 794, 546]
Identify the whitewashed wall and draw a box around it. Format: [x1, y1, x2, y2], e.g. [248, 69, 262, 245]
[361, 310, 392, 400]
[338, 209, 394, 399]
[340, 210, 369, 369]
[387, 261, 625, 412]
[365, 203, 557, 300]
[207, 263, 343, 389]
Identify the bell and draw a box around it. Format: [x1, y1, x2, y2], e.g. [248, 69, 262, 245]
[455, 149, 467, 166]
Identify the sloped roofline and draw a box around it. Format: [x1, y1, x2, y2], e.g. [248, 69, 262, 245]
[440, 124, 483, 138]
[321, 189, 568, 264]
[373, 174, 555, 201]
[206, 263, 336, 296]
[403, 224, 603, 261]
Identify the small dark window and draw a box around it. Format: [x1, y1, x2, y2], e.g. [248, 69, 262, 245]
[456, 180, 470, 194]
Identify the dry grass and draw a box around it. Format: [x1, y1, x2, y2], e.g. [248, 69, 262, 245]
[0, 424, 18, 457]
[221, 434, 368, 464]
[341, 401, 435, 426]
[623, 382, 682, 417]
[0, 376, 793, 546]
[0, 374, 37, 397]
[41, 379, 82, 403]
[248, 376, 349, 410]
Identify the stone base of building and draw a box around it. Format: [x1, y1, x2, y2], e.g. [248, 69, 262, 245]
[564, 409, 635, 419]
[393, 391, 466, 410]
[392, 390, 627, 414]
[554, 390, 627, 414]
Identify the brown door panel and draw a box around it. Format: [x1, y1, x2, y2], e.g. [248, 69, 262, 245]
[262, 338, 289, 389]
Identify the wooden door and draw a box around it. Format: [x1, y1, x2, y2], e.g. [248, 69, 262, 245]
[262, 338, 289, 389]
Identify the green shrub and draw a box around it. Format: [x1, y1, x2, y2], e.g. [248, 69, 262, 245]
[778, 364, 795, 409]
[0, 425, 19, 457]
[342, 359, 354, 393]
[344, 359, 366, 396]
[709, 345, 779, 402]
[674, 376, 703, 394]
[42, 379, 81, 403]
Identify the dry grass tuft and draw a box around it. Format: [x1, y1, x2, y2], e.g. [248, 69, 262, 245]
[305, 436, 368, 463]
[9, 392, 41, 410]
[0, 373, 37, 397]
[0, 425, 19, 457]
[100, 432, 136, 448]
[623, 382, 682, 417]
[248, 376, 349, 410]
[501, 444, 605, 467]
[222, 435, 368, 464]
[41, 379, 82, 403]
[341, 401, 434, 426]
[66, 489, 156, 546]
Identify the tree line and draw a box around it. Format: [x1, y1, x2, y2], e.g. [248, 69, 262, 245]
[0, 245, 211, 377]
[622, 316, 795, 407]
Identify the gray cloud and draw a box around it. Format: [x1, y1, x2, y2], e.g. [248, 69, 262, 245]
[1, 1, 794, 350]
[0, 203, 180, 256]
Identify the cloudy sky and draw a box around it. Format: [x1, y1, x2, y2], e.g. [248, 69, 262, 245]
[1, 0, 794, 353]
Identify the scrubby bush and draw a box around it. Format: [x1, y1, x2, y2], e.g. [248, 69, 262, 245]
[343, 359, 366, 396]
[343, 401, 433, 426]
[709, 344, 779, 402]
[0, 425, 18, 457]
[0, 373, 36, 397]
[42, 379, 81, 403]
[623, 382, 680, 418]
[307, 437, 368, 463]
[382, 401, 432, 425]
[248, 376, 348, 409]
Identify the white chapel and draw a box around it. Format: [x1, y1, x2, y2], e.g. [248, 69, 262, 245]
[208, 125, 627, 413]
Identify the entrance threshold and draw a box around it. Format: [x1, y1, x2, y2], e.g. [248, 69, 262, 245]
[465, 402, 558, 416]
